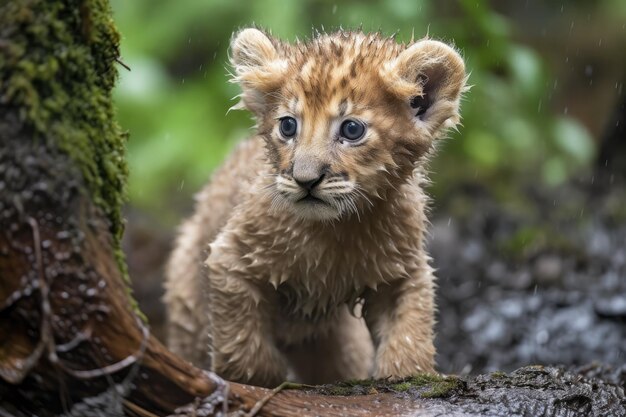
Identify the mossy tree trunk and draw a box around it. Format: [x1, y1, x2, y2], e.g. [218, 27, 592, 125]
[1, 1, 624, 416]
[0, 0, 225, 415]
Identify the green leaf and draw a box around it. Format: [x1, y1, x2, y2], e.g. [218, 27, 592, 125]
[552, 117, 595, 163]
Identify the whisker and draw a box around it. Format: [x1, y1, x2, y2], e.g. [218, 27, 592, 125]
[319, 184, 354, 192]
[269, 190, 290, 214]
[350, 196, 361, 219]
[323, 177, 346, 184]
[353, 184, 374, 208]
[261, 182, 276, 191]
[346, 195, 360, 222]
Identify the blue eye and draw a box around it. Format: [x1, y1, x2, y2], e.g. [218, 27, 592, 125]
[279, 117, 297, 138]
[340, 120, 366, 141]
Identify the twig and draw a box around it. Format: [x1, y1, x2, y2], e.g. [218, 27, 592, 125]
[168, 371, 230, 417]
[115, 57, 131, 71]
[206, 371, 231, 416]
[56, 326, 92, 353]
[0, 283, 35, 310]
[26, 216, 150, 380]
[244, 382, 316, 417]
[63, 316, 149, 379]
[122, 401, 159, 417]
[14, 217, 52, 377]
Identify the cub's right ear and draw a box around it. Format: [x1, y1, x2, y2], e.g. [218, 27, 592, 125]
[230, 28, 287, 114]
[381, 39, 467, 138]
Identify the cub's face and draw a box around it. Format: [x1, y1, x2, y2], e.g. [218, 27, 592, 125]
[230, 29, 466, 221]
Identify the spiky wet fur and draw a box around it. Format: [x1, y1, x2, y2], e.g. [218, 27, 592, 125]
[164, 28, 466, 387]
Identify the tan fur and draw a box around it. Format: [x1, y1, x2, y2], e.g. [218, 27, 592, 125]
[165, 28, 466, 387]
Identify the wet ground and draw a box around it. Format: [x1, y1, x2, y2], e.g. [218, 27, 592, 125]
[430, 178, 626, 386]
[125, 177, 626, 389]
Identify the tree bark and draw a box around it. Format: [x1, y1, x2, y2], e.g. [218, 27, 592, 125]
[596, 76, 626, 180]
[1, 1, 624, 416]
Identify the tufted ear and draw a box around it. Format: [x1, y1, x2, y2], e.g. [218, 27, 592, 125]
[230, 28, 287, 114]
[381, 39, 467, 137]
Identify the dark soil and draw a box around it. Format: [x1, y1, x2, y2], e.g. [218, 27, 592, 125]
[430, 178, 626, 388]
[445, 365, 626, 417]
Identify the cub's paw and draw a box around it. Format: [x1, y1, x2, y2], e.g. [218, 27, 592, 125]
[373, 344, 435, 380]
[213, 345, 287, 387]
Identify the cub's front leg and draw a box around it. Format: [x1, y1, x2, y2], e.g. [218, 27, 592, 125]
[205, 238, 287, 387]
[364, 263, 436, 378]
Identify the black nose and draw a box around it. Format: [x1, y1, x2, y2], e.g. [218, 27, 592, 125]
[294, 173, 325, 191]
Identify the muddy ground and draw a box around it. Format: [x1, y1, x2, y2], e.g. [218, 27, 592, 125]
[429, 178, 625, 389]
[124, 176, 626, 391]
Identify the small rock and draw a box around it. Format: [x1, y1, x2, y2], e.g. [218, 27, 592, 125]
[533, 254, 563, 284]
[594, 295, 626, 319]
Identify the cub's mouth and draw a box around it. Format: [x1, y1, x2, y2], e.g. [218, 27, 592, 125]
[297, 194, 328, 205]
[271, 174, 358, 220]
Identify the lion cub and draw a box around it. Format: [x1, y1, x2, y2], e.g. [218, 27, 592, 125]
[164, 28, 466, 387]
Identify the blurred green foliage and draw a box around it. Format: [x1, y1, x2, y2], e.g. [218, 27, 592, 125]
[111, 0, 600, 222]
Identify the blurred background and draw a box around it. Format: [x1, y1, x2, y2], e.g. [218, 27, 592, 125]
[111, 0, 626, 380]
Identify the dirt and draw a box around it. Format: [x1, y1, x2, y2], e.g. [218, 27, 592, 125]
[445, 365, 626, 417]
[430, 178, 626, 387]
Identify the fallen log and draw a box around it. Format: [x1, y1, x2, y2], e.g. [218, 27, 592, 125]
[1, 0, 624, 416]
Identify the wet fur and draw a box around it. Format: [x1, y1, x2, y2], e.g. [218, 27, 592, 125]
[164, 28, 466, 387]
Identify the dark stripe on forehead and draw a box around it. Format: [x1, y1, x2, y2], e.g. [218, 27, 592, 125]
[350, 61, 357, 78]
[338, 100, 348, 117]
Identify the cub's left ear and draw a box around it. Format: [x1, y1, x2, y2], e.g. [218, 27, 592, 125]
[381, 40, 467, 137]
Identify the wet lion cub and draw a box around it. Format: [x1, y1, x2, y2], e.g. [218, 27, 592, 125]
[165, 28, 466, 387]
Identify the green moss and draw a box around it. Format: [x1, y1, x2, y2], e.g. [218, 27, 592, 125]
[317, 378, 378, 396]
[393, 374, 462, 398]
[390, 381, 413, 392]
[418, 376, 462, 398]
[324, 385, 355, 396]
[317, 374, 462, 398]
[0, 0, 140, 314]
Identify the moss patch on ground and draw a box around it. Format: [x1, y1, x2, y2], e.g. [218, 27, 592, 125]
[391, 374, 463, 398]
[316, 374, 464, 399]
